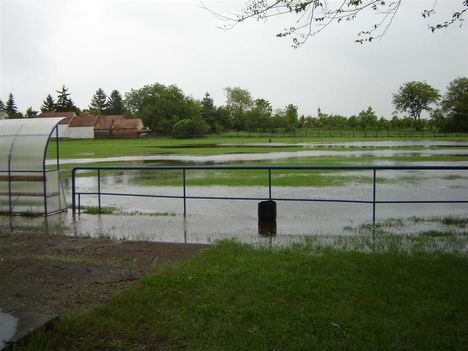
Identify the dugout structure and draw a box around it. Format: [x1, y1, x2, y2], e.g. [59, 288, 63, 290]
[0, 118, 67, 215]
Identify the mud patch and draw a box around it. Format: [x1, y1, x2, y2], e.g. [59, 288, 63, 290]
[0, 230, 208, 347]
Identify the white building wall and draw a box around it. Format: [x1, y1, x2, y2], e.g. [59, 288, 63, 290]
[68, 127, 95, 139]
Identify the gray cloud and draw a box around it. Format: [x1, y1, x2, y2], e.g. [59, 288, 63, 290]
[1, 0, 467, 118]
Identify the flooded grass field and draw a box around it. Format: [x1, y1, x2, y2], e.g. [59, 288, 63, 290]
[2, 138, 468, 349]
[5, 138, 468, 251]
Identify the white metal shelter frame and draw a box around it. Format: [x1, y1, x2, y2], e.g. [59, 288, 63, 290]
[0, 118, 66, 216]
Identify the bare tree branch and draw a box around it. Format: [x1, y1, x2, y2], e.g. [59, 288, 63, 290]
[202, 0, 467, 48]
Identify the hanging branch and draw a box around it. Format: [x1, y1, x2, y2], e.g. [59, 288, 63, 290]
[201, 0, 467, 48]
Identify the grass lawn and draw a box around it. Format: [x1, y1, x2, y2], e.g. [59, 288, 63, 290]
[48, 135, 468, 160]
[20, 241, 468, 350]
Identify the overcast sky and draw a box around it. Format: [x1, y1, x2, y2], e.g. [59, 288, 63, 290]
[1, 0, 467, 118]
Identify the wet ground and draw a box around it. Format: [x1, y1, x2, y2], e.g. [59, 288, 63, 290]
[2, 140, 468, 347]
[0, 231, 207, 349]
[12, 141, 468, 245]
[4, 168, 467, 246]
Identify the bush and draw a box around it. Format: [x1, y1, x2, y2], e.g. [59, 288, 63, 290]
[172, 118, 208, 137]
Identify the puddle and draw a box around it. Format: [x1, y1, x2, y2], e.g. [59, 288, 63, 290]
[53, 167, 468, 247]
[223, 141, 468, 148]
[152, 143, 218, 149]
[0, 310, 18, 349]
[5, 172, 467, 248]
[21, 141, 468, 251]
[54, 148, 468, 165]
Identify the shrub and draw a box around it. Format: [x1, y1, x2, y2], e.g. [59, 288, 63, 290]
[172, 118, 208, 137]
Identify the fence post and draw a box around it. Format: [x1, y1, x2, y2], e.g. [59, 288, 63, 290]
[268, 169, 272, 200]
[97, 169, 101, 214]
[72, 168, 76, 217]
[78, 193, 81, 215]
[183, 169, 187, 217]
[372, 169, 376, 225]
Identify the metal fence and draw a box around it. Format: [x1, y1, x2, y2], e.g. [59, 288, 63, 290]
[71, 165, 468, 225]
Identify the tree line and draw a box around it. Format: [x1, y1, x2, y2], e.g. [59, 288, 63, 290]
[1, 77, 467, 136]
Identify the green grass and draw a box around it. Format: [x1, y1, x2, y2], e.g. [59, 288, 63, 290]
[77, 206, 177, 216]
[19, 241, 468, 350]
[132, 168, 376, 187]
[409, 216, 468, 228]
[80, 206, 117, 215]
[48, 135, 468, 160]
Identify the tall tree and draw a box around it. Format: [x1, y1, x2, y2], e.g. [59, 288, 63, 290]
[89, 88, 108, 115]
[249, 98, 272, 131]
[201, 92, 217, 132]
[358, 106, 378, 129]
[440, 77, 468, 132]
[124, 83, 202, 135]
[393, 81, 440, 129]
[55, 85, 77, 112]
[5, 93, 21, 118]
[25, 107, 38, 118]
[106, 90, 124, 115]
[0, 99, 5, 112]
[224, 87, 253, 131]
[284, 104, 299, 130]
[206, 1, 468, 47]
[41, 94, 56, 112]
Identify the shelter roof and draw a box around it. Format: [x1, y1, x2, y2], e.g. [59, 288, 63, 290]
[37, 112, 76, 124]
[0, 117, 65, 171]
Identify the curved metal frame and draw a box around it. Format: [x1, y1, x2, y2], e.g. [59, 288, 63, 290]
[0, 118, 65, 216]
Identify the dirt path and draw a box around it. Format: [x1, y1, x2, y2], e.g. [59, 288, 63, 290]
[0, 230, 208, 345]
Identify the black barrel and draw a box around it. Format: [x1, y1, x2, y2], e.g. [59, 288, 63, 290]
[258, 200, 277, 222]
[258, 220, 277, 236]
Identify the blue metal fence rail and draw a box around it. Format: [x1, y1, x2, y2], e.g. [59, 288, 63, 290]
[72, 165, 468, 224]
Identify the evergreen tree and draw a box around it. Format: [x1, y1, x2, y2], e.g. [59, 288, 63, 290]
[106, 90, 124, 115]
[6, 93, 21, 118]
[201, 92, 217, 132]
[0, 99, 5, 111]
[25, 107, 38, 118]
[89, 88, 108, 115]
[41, 94, 56, 112]
[55, 85, 77, 112]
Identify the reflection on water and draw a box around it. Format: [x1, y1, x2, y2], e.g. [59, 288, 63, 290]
[258, 221, 277, 237]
